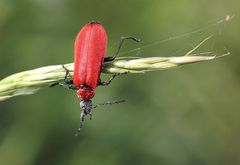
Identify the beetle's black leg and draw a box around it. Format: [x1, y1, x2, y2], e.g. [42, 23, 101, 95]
[62, 65, 73, 84]
[49, 65, 77, 90]
[59, 83, 79, 90]
[98, 74, 117, 86]
[98, 72, 128, 86]
[104, 36, 140, 62]
[50, 82, 78, 90]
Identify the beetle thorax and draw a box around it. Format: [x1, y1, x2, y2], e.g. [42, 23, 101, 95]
[77, 87, 95, 100]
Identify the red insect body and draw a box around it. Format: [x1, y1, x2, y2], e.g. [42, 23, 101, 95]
[73, 22, 107, 100]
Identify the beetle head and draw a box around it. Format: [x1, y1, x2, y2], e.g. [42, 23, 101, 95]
[80, 100, 93, 114]
[75, 99, 126, 136]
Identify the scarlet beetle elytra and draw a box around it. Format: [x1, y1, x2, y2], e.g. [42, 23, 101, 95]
[59, 20, 140, 135]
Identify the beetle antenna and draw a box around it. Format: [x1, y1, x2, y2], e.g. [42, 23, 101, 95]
[92, 99, 126, 109]
[74, 110, 85, 136]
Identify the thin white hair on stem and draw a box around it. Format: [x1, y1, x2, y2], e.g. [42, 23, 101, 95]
[120, 15, 234, 56]
[185, 35, 214, 56]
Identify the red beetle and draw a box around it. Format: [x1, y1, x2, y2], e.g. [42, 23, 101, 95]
[74, 21, 106, 116]
[62, 20, 139, 135]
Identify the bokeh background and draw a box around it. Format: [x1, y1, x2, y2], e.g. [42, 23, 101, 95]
[0, 0, 239, 165]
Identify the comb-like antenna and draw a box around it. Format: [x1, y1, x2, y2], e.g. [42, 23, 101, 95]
[74, 110, 85, 137]
[92, 99, 126, 109]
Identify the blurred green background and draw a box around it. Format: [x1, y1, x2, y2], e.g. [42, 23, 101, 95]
[0, 0, 240, 165]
